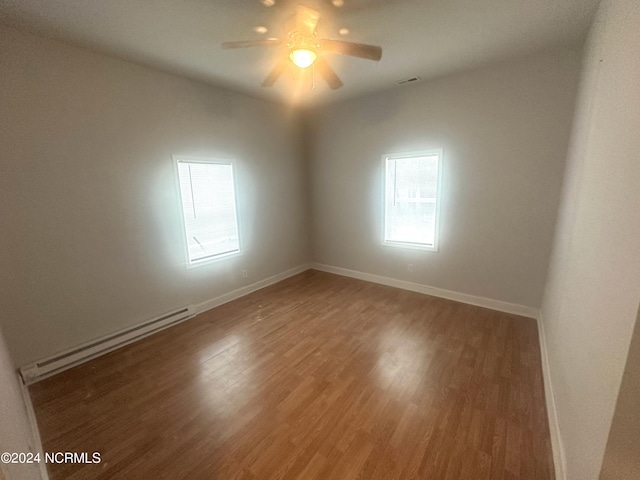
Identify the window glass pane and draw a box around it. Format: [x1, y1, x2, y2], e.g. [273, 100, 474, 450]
[177, 160, 240, 264]
[384, 153, 441, 248]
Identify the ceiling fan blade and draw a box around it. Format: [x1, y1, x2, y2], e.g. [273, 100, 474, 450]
[296, 5, 320, 36]
[314, 56, 343, 90]
[262, 59, 289, 87]
[319, 39, 382, 61]
[222, 39, 282, 49]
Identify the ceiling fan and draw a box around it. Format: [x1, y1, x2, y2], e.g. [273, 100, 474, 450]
[221, 5, 382, 90]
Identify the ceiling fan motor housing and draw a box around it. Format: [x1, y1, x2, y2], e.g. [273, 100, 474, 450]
[287, 30, 320, 52]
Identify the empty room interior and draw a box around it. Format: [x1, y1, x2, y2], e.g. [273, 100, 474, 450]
[1, 0, 639, 479]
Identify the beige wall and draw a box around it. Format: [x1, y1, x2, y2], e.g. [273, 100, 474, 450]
[305, 50, 581, 308]
[600, 305, 640, 480]
[540, 0, 640, 478]
[0, 326, 41, 480]
[0, 27, 310, 366]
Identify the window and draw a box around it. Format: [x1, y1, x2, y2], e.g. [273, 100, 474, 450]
[175, 157, 240, 265]
[383, 150, 443, 251]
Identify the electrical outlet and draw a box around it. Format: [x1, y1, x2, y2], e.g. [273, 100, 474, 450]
[242, 269, 248, 278]
[407, 264, 414, 272]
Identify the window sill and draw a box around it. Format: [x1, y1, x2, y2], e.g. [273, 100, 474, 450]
[382, 241, 438, 252]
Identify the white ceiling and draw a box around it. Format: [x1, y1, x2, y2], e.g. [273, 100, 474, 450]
[0, 0, 599, 106]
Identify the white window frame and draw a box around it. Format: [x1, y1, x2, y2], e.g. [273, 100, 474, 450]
[174, 155, 241, 268]
[382, 149, 444, 252]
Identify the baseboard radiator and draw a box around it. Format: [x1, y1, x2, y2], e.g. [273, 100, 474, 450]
[20, 305, 196, 385]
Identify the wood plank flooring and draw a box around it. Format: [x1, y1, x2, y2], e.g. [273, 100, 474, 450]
[29, 270, 555, 479]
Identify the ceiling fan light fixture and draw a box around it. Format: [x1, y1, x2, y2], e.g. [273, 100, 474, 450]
[222, 5, 381, 89]
[289, 48, 317, 68]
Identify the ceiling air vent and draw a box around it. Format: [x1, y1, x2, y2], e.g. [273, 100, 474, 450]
[396, 76, 421, 85]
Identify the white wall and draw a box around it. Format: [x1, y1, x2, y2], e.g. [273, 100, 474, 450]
[540, 0, 640, 478]
[0, 27, 310, 366]
[600, 306, 640, 480]
[0, 326, 41, 480]
[306, 50, 581, 308]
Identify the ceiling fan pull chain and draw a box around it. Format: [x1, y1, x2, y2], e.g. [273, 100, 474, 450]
[312, 64, 316, 90]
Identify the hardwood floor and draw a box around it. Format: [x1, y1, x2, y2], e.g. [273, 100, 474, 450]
[30, 270, 555, 479]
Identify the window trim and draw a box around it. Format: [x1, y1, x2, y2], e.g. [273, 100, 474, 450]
[382, 149, 444, 252]
[173, 155, 241, 268]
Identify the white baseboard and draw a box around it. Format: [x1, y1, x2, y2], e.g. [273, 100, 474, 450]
[194, 263, 311, 314]
[19, 375, 49, 480]
[310, 263, 539, 318]
[537, 311, 566, 480]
